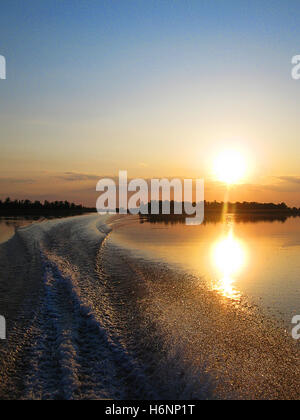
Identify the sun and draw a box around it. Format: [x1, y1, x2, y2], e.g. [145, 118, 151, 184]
[213, 150, 246, 184]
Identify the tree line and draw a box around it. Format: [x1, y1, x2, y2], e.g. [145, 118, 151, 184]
[143, 200, 300, 214]
[0, 198, 90, 215]
[1, 197, 299, 216]
[204, 200, 300, 213]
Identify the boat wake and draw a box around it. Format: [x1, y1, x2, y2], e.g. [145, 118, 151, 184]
[0, 215, 299, 400]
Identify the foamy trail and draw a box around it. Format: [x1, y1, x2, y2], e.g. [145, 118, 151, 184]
[0, 215, 299, 399]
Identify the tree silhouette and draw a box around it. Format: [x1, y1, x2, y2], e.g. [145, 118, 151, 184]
[0, 198, 90, 216]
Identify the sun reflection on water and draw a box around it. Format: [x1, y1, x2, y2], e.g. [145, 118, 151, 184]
[212, 228, 246, 300]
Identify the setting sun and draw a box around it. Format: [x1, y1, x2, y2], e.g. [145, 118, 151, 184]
[213, 150, 246, 184]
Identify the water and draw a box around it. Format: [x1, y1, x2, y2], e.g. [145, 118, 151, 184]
[111, 215, 300, 327]
[0, 217, 40, 244]
[0, 214, 299, 399]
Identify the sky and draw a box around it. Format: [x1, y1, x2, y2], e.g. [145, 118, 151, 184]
[0, 0, 300, 206]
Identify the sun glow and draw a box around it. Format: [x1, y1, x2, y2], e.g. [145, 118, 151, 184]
[212, 230, 246, 300]
[213, 150, 246, 184]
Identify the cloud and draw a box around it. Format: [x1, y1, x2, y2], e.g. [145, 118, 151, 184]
[262, 176, 300, 193]
[0, 177, 35, 184]
[276, 176, 300, 185]
[56, 172, 101, 182]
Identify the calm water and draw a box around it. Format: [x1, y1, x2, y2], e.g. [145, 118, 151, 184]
[0, 218, 40, 244]
[0, 216, 74, 244]
[111, 215, 300, 326]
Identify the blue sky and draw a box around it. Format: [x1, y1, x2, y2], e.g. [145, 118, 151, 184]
[0, 0, 300, 204]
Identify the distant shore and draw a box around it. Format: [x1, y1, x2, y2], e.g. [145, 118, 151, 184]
[139, 201, 300, 224]
[1, 198, 300, 220]
[0, 209, 95, 217]
[0, 198, 96, 217]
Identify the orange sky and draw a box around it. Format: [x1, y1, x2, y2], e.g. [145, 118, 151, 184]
[1, 1, 300, 207]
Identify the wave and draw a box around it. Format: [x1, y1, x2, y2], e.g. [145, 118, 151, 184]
[0, 215, 299, 400]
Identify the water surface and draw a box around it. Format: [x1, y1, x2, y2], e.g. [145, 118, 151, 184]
[0, 217, 41, 244]
[0, 214, 299, 399]
[111, 215, 300, 326]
